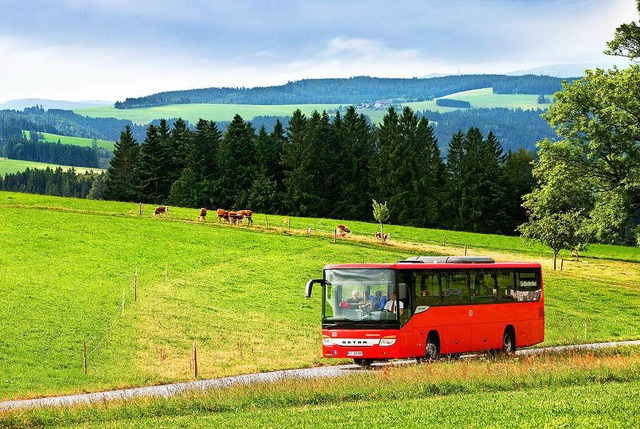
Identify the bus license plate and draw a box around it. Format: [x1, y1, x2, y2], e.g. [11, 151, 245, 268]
[347, 351, 363, 357]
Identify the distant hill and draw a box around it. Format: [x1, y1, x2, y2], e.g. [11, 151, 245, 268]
[114, 75, 576, 109]
[506, 61, 630, 78]
[0, 99, 112, 111]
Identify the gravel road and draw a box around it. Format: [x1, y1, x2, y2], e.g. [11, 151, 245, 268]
[2, 340, 639, 411]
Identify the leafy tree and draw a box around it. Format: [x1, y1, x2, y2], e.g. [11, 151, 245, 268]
[519, 140, 593, 266]
[519, 211, 586, 270]
[527, 5, 640, 245]
[372, 199, 390, 237]
[103, 125, 139, 201]
[604, 0, 640, 59]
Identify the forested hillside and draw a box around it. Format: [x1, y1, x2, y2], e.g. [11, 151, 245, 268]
[0, 107, 146, 142]
[95, 107, 535, 236]
[115, 75, 574, 109]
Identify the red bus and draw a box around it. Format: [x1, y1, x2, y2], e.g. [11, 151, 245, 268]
[305, 256, 544, 365]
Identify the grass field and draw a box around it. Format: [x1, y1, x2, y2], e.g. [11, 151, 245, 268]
[75, 89, 553, 126]
[75, 103, 345, 125]
[1, 191, 639, 411]
[2, 347, 639, 427]
[23, 131, 115, 150]
[0, 158, 104, 175]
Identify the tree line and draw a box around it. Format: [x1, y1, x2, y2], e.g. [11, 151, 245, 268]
[2, 139, 100, 168]
[103, 106, 535, 235]
[1, 167, 104, 199]
[115, 75, 573, 109]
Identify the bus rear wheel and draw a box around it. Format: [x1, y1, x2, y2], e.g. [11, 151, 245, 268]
[502, 328, 515, 354]
[425, 339, 440, 362]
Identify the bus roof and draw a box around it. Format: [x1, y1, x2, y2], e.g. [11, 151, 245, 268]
[325, 256, 541, 270]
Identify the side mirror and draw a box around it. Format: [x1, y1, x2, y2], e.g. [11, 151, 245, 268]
[305, 279, 325, 298]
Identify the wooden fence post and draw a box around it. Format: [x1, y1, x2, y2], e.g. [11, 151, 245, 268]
[192, 341, 198, 378]
[134, 266, 138, 302]
[265, 215, 268, 228]
[139, 202, 143, 216]
[464, 244, 468, 256]
[83, 341, 88, 375]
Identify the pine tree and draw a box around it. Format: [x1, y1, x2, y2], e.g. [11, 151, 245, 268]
[333, 107, 376, 220]
[136, 124, 169, 204]
[215, 114, 256, 208]
[103, 125, 139, 202]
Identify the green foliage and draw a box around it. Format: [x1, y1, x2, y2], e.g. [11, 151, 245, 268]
[604, 0, 640, 59]
[532, 66, 640, 245]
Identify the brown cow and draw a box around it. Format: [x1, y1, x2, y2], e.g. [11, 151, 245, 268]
[153, 206, 169, 217]
[336, 224, 351, 237]
[199, 207, 207, 221]
[238, 210, 253, 226]
[217, 209, 228, 222]
[375, 231, 391, 242]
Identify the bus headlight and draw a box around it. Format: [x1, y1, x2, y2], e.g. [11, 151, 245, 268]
[379, 336, 396, 347]
[322, 335, 332, 346]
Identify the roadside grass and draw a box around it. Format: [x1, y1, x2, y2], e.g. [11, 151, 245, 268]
[0, 158, 104, 175]
[23, 131, 115, 150]
[2, 347, 639, 428]
[1, 191, 639, 402]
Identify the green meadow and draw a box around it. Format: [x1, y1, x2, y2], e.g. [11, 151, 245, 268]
[75, 103, 344, 125]
[0, 191, 639, 426]
[0, 158, 104, 175]
[23, 131, 115, 150]
[75, 88, 551, 126]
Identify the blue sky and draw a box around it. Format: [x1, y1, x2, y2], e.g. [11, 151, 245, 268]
[0, 0, 635, 102]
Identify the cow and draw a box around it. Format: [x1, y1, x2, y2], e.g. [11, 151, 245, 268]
[238, 210, 253, 226]
[199, 207, 207, 221]
[217, 209, 228, 223]
[228, 211, 244, 224]
[153, 206, 169, 217]
[375, 231, 391, 242]
[336, 224, 351, 237]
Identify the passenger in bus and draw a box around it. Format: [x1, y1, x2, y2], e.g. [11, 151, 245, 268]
[347, 290, 363, 306]
[414, 288, 430, 307]
[383, 292, 404, 314]
[369, 290, 386, 310]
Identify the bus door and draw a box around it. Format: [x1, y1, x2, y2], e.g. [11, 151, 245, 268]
[438, 270, 472, 354]
[470, 270, 500, 351]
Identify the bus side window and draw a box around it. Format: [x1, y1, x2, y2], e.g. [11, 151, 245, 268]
[497, 270, 516, 302]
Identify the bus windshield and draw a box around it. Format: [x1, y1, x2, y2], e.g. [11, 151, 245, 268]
[323, 268, 400, 327]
